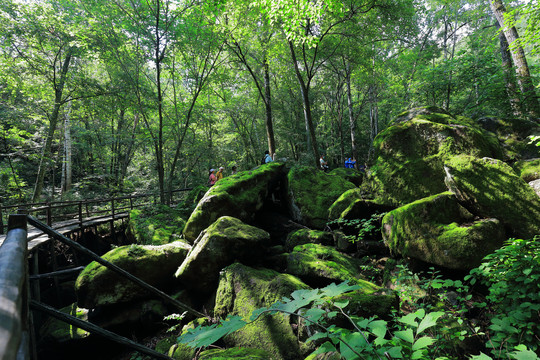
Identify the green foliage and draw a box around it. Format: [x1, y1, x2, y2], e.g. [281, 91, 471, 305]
[466, 237, 540, 358]
[328, 212, 386, 244]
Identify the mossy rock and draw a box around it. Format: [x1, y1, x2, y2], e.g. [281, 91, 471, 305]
[382, 192, 506, 270]
[361, 108, 503, 207]
[199, 347, 272, 359]
[39, 303, 89, 343]
[214, 263, 311, 360]
[444, 155, 540, 238]
[183, 162, 284, 242]
[286, 243, 380, 291]
[530, 179, 540, 197]
[128, 204, 187, 245]
[287, 166, 356, 229]
[175, 216, 270, 293]
[176, 185, 210, 217]
[328, 188, 393, 222]
[476, 116, 540, 160]
[285, 229, 334, 252]
[75, 241, 191, 308]
[328, 167, 364, 186]
[328, 288, 399, 320]
[513, 158, 540, 182]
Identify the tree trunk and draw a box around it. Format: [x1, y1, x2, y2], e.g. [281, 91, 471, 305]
[368, 84, 379, 162]
[345, 62, 358, 163]
[289, 41, 320, 167]
[61, 103, 72, 195]
[490, 0, 540, 120]
[497, 22, 523, 117]
[32, 48, 73, 202]
[263, 56, 276, 157]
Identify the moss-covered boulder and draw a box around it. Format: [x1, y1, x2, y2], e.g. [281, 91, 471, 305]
[287, 166, 356, 229]
[328, 188, 393, 221]
[39, 303, 90, 343]
[382, 192, 506, 270]
[128, 204, 187, 245]
[175, 216, 270, 292]
[476, 116, 540, 161]
[513, 158, 540, 182]
[183, 162, 284, 242]
[286, 243, 379, 292]
[530, 179, 540, 197]
[75, 241, 190, 308]
[285, 229, 334, 252]
[444, 155, 540, 238]
[361, 107, 503, 207]
[328, 167, 364, 186]
[214, 263, 311, 360]
[327, 288, 399, 320]
[198, 348, 272, 359]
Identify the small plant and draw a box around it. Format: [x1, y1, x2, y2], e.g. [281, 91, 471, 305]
[328, 212, 386, 243]
[466, 237, 540, 359]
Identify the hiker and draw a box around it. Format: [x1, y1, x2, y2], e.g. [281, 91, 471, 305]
[208, 169, 217, 186]
[231, 165, 238, 175]
[263, 150, 273, 164]
[320, 155, 329, 172]
[216, 167, 224, 181]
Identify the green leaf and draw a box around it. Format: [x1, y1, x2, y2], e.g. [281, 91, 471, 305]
[304, 308, 326, 323]
[412, 336, 436, 351]
[368, 319, 387, 339]
[399, 313, 419, 328]
[178, 315, 246, 348]
[411, 349, 425, 359]
[417, 311, 444, 335]
[395, 328, 415, 344]
[308, 341, 337, 357]
[469, 352, 494, 360]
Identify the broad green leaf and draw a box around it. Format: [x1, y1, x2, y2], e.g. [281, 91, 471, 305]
[306, 331, 328, 343]
[368, 319, 387, 339]
[412, 336, 436, 351]
[178, 315, 246, 348]
[394, 328, 415, 344]
[304, 308, 326, 323]
[308, 341, 337, 357]
[469, 353, 494, 360]
[411, 349, 425, 359]
[417, 311, 444, 335]
[399, 313, 419, 328]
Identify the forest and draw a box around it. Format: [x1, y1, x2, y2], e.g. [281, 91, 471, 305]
[0, 0, 538, 204]
[1, 0, 540, 360]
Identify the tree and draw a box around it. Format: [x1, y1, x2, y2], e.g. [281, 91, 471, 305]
[490, 0, 540, 120]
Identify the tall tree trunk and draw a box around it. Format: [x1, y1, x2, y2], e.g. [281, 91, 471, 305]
[289, 41, 320, 167]
[154, 0, 166, 204]
[497, 22, 522, 117]
[345, 62, 358, 163]
[61, 103, 72, 195]
[32, 48, 73, 202]
[491, 0, 540, 120]
[263, 56, 276, 157]
[368, 84, 379, 162]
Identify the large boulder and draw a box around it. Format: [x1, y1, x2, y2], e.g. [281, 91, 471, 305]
[285, 229, 334, 252]
[361, 107, 503, 206]
[286, 243, 379, 292]
[75, 241, 190, 308]
[382, 192, 506, 270]
[328, 167, 364, 186]
[175, 216, 270, 292]
[287, 166, 356, 229]
[183, 162, 284, 242]
[214, 263, 311, 360]
[39, 303, 90, 343]
[328, 188, 393, 221]
[128, 205, 187, 245]
[513, 158, 540, 182]
[444, 155, 540, 238]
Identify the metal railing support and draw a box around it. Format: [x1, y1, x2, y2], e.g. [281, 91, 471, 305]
[0, 215, 29, 360]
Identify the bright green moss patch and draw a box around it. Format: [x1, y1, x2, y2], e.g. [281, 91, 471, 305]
[362, 110, 503, 206]
[513, 158, 540, 182]
[287, 166, 356, 229]
[183, 162, 284, 241]
[39, 303, 89, 342]
[128, 204, 186, 245]
[382, 192, 505, 270]
[286, 243, 380, 291]
[285, 229, 334, 251]
[330, 289, 399, 319]
[199, 348, 271, 359]
[444, 155, 540, 238]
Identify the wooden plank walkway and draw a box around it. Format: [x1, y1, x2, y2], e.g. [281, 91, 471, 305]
[0, 212, 129, 251]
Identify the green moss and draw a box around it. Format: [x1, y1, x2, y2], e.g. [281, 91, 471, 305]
[128, 204, 186, 245]
[214, 263, 310, 360]
[199, 347, 271, 359]
[39, 303, 90, 342]
[513, 158, 540, 182]
[328, 167, 364, 186]
[183, 162, 284, 241]
[362, 111, 503, 206]
[288, 166, 356, 228]
[330, 289, 399, 319]
[444, 155, 540, 238]
[382, 192, 506, 269]
[286, 244, 379, 292]
[285, 229, 334, 251]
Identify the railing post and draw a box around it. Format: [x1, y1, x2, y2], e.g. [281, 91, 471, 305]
[46, 202, 52, 227]
[78, 201, 83, 228]
[0, 215, 29, 360]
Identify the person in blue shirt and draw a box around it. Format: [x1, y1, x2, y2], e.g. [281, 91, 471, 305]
[350, 158, 357, 169]
[345, 158, 351, 168]
[264, 150, 273, 164]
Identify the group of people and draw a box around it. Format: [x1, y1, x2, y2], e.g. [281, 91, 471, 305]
[208, 165, 238, 186]
[344, 157, 357, 169]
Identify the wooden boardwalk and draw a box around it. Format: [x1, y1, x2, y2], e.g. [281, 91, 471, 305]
[0, 212, 129, 251]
